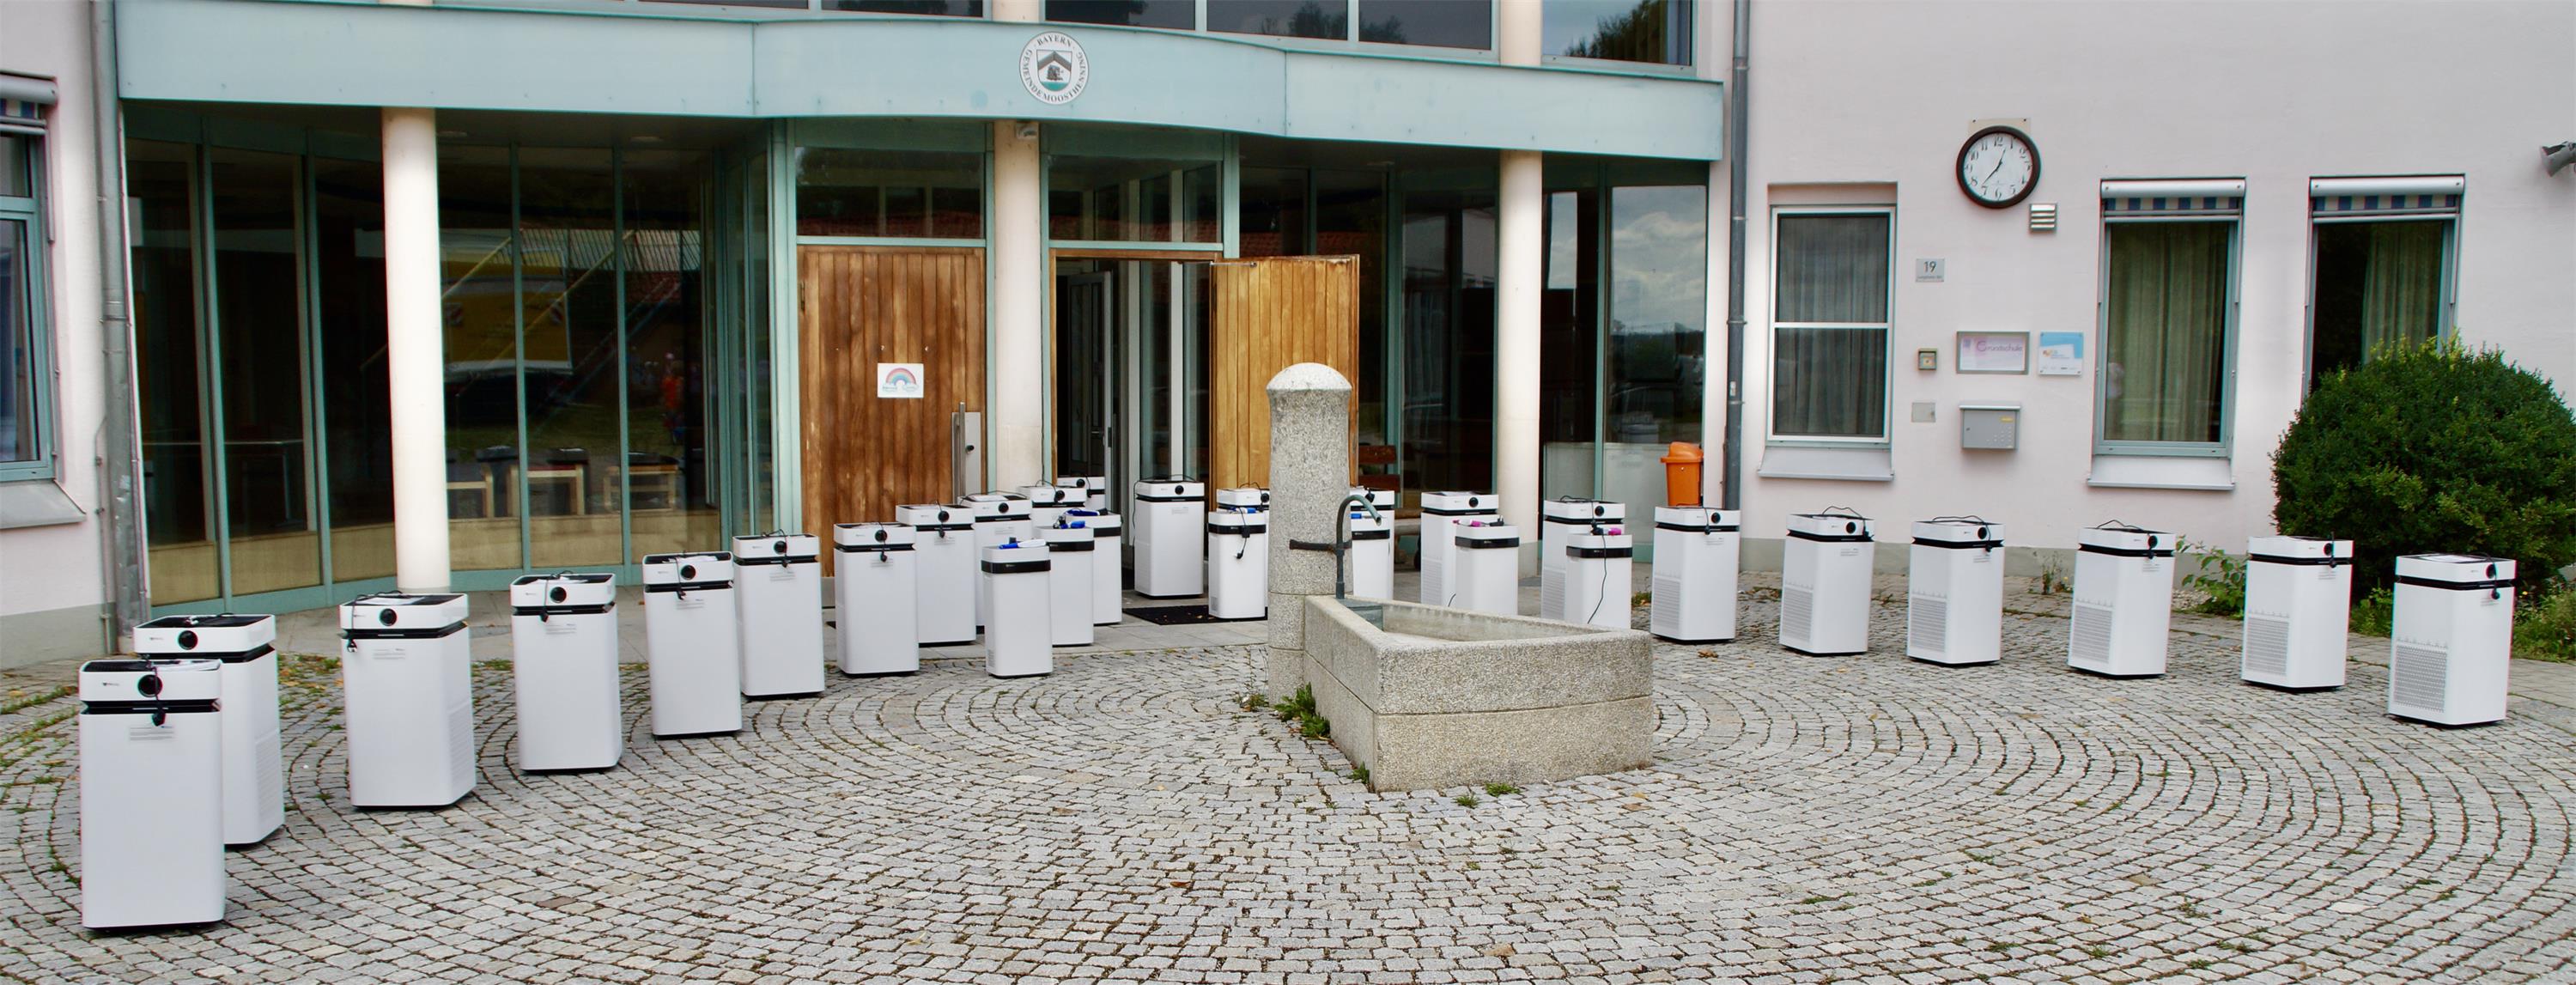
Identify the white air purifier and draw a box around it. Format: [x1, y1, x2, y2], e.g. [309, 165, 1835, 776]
[1351, 486, 1397, 513]
[79, 658, 226, 930]
[963, 492, 1035, 628]
[1042, 524, 1096, 647]
[834, 522, 920, 676]
[506, 573, 623, 773]
[1649, 507, 1740, 644]
[1540, 497, 1625, 620]
[1056, 474, 1108, 511]
[134, 614, 282, 847]
[1559, 527, 1635, 629]
[1022, 483, 1081, 529]
[2241, 536, 2354, 690]
[1781, 511, 1874, 656]
[2069, 524, 2176, 678]
[1451, 522, 1522, 616]
[337, 593, 477, 808]
[1346, 512, 1394, 600]
[2389, 554, 2516, 726]
[1419, 491, 1497, 607]
[1906, 519, 2005, 666]
[981, 542, 1054, 678]
[1207, 508, 1270, 620]
[897, 503, 976, 646]
[1066, 509, 1123, 624]
[1130, 478, 1206, 599]
[732, 532, 825, 700]
[1215, 486, 1272, 513]
[641, 552, 744, 738]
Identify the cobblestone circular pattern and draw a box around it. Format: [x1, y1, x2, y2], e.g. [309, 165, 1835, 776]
[8, 596, 2576, 984]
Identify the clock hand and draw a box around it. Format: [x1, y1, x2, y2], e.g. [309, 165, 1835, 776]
[1985, 155, 2005, 182]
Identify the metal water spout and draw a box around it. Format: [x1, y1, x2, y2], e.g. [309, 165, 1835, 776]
[1334, 492, 1381, 603]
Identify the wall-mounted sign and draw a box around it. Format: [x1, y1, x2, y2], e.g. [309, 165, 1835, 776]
[2037, 331, 2085, 375]
[1955, 331, 2028, 374]
[1019, 33, 1089, 106]
[877, 362, 926, 398]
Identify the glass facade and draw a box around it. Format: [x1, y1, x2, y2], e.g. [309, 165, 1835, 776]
[1048, 0, 1194, 28]
[1049, 155, 1222, 243]
[795, 148, 982, 239]
[131, 111, 767, 613]
[1544, 161, 1708, 531]
[1209, 1, 1347, 40]
[1399, 184, 1498, 497]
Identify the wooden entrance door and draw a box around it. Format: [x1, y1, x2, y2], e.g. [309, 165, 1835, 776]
[1207, 255, 1361, 490]
[798, 246, 985, 569]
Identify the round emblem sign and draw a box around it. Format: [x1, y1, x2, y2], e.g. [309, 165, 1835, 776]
[1019, 32, 1089, 106]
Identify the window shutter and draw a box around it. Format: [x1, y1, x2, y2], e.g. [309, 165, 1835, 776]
[2100, 179, 2245, 217]
[2310, 176, 2463, 216]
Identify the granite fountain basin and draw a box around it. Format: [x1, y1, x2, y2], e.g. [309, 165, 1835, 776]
[1298, 596, 1653, 792]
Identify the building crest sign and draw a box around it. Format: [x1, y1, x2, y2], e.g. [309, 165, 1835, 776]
[1019, 33, 1089, 106]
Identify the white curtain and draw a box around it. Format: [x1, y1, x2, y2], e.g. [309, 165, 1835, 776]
[2103, 222, 2230, 443]
[1772, 213, 1890, 437]
[2360, 221, 2445, 356]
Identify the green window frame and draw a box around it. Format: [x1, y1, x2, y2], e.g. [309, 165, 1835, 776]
[0, 128, 55, 483]
[2093, 179, 2244, 459]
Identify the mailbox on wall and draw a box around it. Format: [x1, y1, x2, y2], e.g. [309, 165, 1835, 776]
[1960, 404, 2020, 450]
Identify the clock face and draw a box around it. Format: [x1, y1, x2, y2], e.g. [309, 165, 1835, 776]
[1957, 126, 2039, 208]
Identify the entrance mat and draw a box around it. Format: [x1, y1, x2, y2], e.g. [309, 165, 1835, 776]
[1124, 605, 1265, 626]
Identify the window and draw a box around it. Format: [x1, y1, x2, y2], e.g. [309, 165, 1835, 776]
[1358, 1, 1490, 48]
[2309, 177, 2460, 385]
[2098, 179, 2241, 454]
[1048, 0, 1194, 28]
[1544, 0, 1691, 65]
[794, 148, 983, 239]
[825, 0, 983, 12]
[0, 129, 50, 480]
[1047, 155, 1220, 244]
[1209, 0, 1346, 40]
[1770, 210, 1892, 441]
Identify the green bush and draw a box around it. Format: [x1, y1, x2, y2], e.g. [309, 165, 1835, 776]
[2271, 340, 2576, 594]
[2177, 538, 2248, 617]
[2517, 585, 2576, 662]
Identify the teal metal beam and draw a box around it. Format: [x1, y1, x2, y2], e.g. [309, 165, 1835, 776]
[116, 0, 1723, 161]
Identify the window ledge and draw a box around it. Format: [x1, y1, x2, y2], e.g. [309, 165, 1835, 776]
[0, 479, 87, 530]
[1758, 446, 1894, 483]
[2086, 454, 2235, 491]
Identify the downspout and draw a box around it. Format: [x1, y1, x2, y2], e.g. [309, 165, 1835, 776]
[91, 0, 148, 648]
[1721, 0, 1750, 511]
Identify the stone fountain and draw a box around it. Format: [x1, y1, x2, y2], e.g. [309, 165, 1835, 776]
[1262, 363, 1653, 792]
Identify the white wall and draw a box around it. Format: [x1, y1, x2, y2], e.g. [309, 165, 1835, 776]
[0, 0, 113, 662]
[1739, 0, 2576, 552]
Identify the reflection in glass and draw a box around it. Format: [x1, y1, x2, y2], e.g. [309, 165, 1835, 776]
[2310, 219, 2446, 382]
[1544, 0, 1691, 64]
[439, 145, 525, 572]
[1315, 170, 1384, 441]
[795, 148, 982, 238]
[1047, 0, 1193, 28]
[625, 149, 720, 558]
[744, 153, 776, 532]
[1209, 0, 1346, 40]
[1400, 189, 1498, 499]
[828, 0, 985, 13]
[314, 157, 395, 584]
[2, 221, 30, 465]
[1358, 0, 1489, 47]
[1048, 156, 1221, 243]
[1607, 185, 1705, 445]
[1540, 185, 1600, 501]
[518, 149, 623, 568]
[130, 142, 216, 604]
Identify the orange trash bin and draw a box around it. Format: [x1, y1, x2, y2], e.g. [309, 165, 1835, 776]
[1661, 442, 1704, 507]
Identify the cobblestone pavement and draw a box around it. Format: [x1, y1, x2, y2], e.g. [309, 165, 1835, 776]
[6, 591, 2575, 984]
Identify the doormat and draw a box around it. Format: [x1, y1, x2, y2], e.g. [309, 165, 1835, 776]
[1124, 605, 1264, 626]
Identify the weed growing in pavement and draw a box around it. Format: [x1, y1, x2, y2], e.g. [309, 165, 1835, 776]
[1454, 793, 1481, 808]
[1482, 781, 1522, 797]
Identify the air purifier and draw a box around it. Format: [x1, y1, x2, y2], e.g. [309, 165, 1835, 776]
[2388, 554, 2516, 726]
[1649, 507, 1740, 644]
[834, 522, 920, 676]
[1906, 519, 2005, 666]
[1781, 510, 1874, 656]
[133, 614, 282, 846]
[506, 573, 623, 772]
[2069, 524, 2176, 678]
[641, 552, 744, 738]
[2241, 536, 2354, 690]
[78, 658, 226, 929]
[337, 593, 477, 807]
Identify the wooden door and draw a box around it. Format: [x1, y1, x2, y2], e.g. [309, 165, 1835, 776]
[798, 246, 985, 571]
[1207, 255, 1361, 491]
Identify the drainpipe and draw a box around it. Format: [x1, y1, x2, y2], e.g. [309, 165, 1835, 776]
[92, 0, 148, 648]
[1721, 0, 1750, 511]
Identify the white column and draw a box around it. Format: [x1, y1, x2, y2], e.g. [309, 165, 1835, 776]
[382, 106, 449, 593]
[1494, 0, 1544, 571]
[990, 120, 1046, 491]
[991, 0, 1040, 21]
[1496, 150, 1544, 574]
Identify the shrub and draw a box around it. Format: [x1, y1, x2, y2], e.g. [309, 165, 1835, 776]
[2517, 585, 2576, 662]
[2271, 340, 2576, 594]
[2178, 538, 2248, 617]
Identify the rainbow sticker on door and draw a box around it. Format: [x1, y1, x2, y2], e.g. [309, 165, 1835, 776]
[876, 363, 925, 399]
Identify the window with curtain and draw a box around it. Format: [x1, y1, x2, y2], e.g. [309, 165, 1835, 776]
[2100, 221, 2233, 446]
[2311, 219, 2449, 383]
[1771, 210, 1892, 441]
[0, 131, 47, 480]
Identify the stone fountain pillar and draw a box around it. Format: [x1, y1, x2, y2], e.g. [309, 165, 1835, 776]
[1264, 363, 1352, 702]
